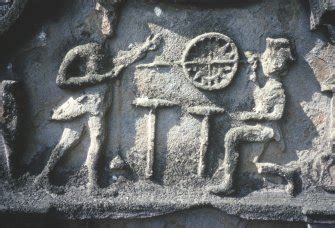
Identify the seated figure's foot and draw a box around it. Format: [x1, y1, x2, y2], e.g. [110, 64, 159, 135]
[256, 162, 300, 196]
[283, 167, 300, 196]
[208, 177, 234, 196]
[285, 182, 295, 196]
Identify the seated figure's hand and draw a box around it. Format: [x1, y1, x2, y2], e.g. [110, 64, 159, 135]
[249, 72, 257, 82]
[239, 111, 263, 121]
[239, 112, 252, 120]
[112, 64, 125, 76]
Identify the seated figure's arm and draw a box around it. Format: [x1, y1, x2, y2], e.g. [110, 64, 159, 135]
[240, 103, 285, 121]
[262, 103, 285, 120]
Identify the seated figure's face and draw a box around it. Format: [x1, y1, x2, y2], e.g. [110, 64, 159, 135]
[261, 38, 294, 77]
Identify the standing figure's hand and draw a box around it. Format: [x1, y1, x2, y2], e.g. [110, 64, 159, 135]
[142, 33, 162, 52]
[112, 64, 125, 76]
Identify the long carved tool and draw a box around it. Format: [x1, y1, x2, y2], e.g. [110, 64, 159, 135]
[133, 98, 177, 179]
[323, 84, 335, 153]
[188, 106, 225, 177]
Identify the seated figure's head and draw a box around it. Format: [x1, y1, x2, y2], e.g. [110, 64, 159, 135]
[261, 38, 294, 78]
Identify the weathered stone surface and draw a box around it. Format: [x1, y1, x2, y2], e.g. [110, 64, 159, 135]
[0, 0, 334, 225]
[0, 0, 27, 35]
[308, 0, 335, 43]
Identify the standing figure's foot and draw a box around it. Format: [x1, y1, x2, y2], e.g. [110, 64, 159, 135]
[33, 174, 65, 194]
[33, 173, 49, 189]
[208, 177, 234, 195]
[86, 181, 101, 195]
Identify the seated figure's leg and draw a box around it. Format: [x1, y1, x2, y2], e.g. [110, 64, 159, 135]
[85, 115, 106, 193]
[209, 125, 274, 195]
[34, 126, 84, 187]
[274, 125, 286, 152]
[254, 124, 286, 163]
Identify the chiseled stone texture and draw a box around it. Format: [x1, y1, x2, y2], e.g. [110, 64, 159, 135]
[0, 0, 334, 225]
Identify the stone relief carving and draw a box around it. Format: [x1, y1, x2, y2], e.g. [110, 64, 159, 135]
[1, 0, 334, 223]
[34, 34, 301, 195]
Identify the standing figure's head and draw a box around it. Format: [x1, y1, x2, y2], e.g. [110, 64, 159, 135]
[261, 38, 294, 78]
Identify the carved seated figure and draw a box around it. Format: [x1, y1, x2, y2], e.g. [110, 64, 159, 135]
[34, 34, 161, 194]
[209, 38, 296, 196]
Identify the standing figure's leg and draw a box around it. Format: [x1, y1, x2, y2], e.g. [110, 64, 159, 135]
[34, 126, 84, 187]
[85, 115, 106, 193]
[209, 125, 274, 195]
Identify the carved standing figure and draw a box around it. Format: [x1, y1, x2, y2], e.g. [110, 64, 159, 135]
[209, 38, 295, 195]
[34, 0, 162, 193]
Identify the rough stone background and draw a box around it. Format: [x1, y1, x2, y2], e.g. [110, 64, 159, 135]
[0, 208, 306, 228]
[0, 0, 334, 227]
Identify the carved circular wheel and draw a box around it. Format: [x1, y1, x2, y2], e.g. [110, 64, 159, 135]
[182, 33, 239, 91]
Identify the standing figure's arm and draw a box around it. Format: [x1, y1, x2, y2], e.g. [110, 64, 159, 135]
[56, 34, 162, 89]
[112, 33, 162, 68]
[56, 43, 112, 89]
